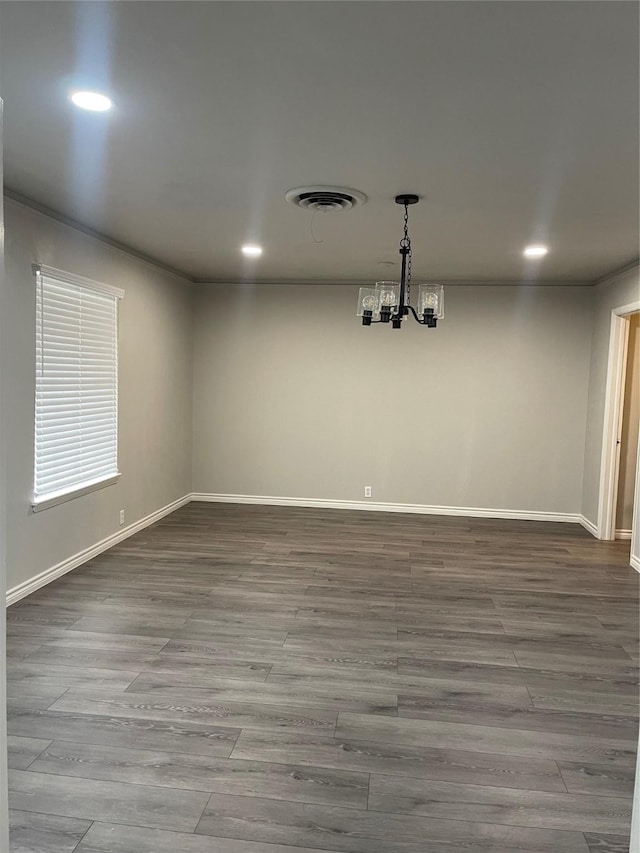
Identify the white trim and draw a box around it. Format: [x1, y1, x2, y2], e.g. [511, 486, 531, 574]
[615, 529, 633, 541]
[32, 473, 121, 512]
[5, 191, 193, 285]
[597, 301, 640, 540]
[595, 261, 640, 290]
[632, 422, 640, 575]
[7, 492, 629, 607]
[33, 263, 124, 300]
[579, 515, 599, 538]
[194, 278, 594, 288]
[191, 493, 581, 524]
[610, 300, 640, 316]
[597, 312, 628, 539]
[6, 494, 191, 606]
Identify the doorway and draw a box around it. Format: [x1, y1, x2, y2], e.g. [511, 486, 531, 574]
[597, 302, 640, 564]
[615, 313, 640, 541]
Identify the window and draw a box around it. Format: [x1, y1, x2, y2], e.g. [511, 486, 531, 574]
[33, 264, 124, 511]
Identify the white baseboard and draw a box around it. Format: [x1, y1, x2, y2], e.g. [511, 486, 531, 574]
[6, 494, 191, 606]
[579, 515, 599, 538]
[630, 554, 640, 574]
[191, 493, 582, 524]
[615, 529, 633, 540]
[5, 493, 606, 606]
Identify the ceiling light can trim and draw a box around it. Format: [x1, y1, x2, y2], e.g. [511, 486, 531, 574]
[285, 186, 367, 212]
[523, 244, 549, 258]
[69, 90, 113, 112]
[241, 244, 263, 257]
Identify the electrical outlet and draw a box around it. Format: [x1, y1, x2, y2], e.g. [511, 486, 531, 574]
[119, 509, 125, 525]
[364, 486, 372, 498]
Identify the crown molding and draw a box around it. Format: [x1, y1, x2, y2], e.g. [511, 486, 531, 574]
[3, 188, 195, 284]
[594, 259, 640, 290]
[193, 278, 594, 287]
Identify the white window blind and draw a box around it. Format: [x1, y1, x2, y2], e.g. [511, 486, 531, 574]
[33, 264, 124, 508]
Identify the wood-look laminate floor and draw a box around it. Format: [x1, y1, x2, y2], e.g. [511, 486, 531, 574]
[6, 503, 639, 853]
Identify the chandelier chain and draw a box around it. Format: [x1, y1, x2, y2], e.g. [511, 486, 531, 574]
[400, 201, 413, 307]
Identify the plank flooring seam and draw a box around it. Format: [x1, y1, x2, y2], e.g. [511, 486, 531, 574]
[70, 819, 94, 853]
[20, 739, 54, 773]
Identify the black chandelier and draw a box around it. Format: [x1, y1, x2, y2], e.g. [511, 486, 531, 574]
[357, 194, 444, 329]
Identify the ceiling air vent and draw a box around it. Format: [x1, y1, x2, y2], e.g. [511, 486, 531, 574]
[285, 186, 367, 212]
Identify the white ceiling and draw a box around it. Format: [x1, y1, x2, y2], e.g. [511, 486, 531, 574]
[0, 1, 638, 283]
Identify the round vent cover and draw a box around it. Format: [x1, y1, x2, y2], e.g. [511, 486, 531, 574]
[285, 186, 367, 212]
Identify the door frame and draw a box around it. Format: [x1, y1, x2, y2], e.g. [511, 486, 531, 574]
[597, 301, 640, 542]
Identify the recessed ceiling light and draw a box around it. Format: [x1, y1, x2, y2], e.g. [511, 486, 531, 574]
[523, 244, 549, 258]
[242, 245, 263, 258]
[70, 91, 113, 112]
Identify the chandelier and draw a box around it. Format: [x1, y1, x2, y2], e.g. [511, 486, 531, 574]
[357, 194, 444, 329]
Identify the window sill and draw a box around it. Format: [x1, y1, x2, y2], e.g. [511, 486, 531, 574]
[32, 473, 121, 513]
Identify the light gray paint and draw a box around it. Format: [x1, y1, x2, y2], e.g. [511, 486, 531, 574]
[0, 1, 637, 282]
[581, 266, 640, 526]
[4, 199, 194, 593]
[0, 98, 10, 853]
[616, 313, 640, 531]
[192, 283, 593, 514]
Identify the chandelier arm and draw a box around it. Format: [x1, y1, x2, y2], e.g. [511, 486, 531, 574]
[406, 304, 424, 324]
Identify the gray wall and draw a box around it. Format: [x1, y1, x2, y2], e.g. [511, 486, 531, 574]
[193, 283, 593, 514]
[616, 312, 640, 531]
[0, 109, 9, 853]
[582, 265, 640, 526]
[4, 199, 194, 592]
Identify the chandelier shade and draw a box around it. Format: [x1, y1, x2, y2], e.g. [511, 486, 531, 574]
[357, 287, 378, 322]
[418, 284, 444, 322]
